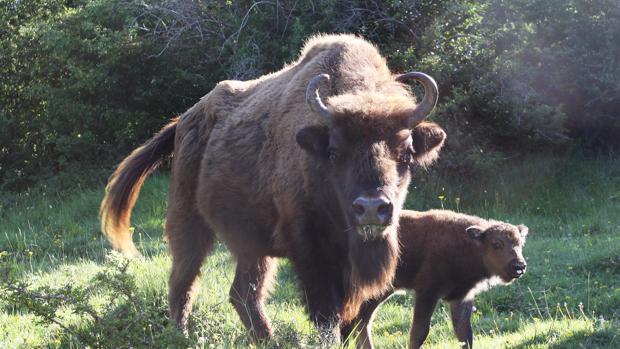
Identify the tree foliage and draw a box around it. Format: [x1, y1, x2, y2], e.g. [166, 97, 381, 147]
[1, 0, 618, 189]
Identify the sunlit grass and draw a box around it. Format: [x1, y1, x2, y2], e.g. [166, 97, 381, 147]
[1, 154, 619, 348]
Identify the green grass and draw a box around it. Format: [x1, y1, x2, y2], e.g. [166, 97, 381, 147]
[1, 153, 619, 348]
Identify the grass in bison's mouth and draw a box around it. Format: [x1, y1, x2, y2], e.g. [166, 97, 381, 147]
[358, 224, 387, 241]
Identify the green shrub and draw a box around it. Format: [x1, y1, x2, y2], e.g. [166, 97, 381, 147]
[1, 0, 617, 190]
[1, 252, 188, 348]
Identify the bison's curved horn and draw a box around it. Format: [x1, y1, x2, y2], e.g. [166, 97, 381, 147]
[396, 72, 438, 127]
[306, 74, 333, 122]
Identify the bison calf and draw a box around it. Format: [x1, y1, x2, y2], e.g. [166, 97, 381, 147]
[343, 209, 529, 349]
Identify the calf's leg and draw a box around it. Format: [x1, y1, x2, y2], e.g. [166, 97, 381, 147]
[229, 255, 278, 342]
[409, 292, 439, 349]
[449, 299, 474, 348]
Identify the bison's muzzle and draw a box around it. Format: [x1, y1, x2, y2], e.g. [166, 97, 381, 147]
[352, 194, 393, 226]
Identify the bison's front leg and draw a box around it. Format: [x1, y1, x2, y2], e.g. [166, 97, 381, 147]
[229, 255, 278, 342]
[292, 257, 344, 344]
[341, 290, 394, 349]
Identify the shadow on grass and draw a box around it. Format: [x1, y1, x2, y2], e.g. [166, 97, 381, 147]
[576, 253, 620, 277]
[510, 324, 618, 349]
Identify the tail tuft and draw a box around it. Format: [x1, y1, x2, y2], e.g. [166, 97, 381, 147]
[99, 118, 177, 257]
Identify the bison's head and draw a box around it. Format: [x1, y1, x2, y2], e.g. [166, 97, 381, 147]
[297, 73, 445, 241]
[296, 73, 445, 302]
[467, 223, 529, 283]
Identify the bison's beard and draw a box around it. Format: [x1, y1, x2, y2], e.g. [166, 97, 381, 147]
[343, 224, 399, 323]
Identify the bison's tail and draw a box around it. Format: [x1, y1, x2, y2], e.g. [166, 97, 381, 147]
[99, 118, 178, 257]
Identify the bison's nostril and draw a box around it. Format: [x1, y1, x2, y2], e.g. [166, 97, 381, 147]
[377, 202, 392, 216]
[377, 201, 393, 223]
[352, 202, 365, 216]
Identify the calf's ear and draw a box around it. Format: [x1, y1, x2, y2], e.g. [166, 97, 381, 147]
[466, 225, 486, 241]
[411, 122, 446, 167]
[296, 125, 329, 158]
[517, 224, 529, 238]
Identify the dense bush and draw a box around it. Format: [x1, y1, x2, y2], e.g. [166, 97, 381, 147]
[0, 0, 215, 190]
[1, 252, 188, 348]
[1, 0, 618, 190]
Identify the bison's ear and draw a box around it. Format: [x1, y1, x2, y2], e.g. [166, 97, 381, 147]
[410, 122, 446, 167]
[466, 225, 486, 241]
[296, 126, 329, 158]
[517, 224, 529, 238]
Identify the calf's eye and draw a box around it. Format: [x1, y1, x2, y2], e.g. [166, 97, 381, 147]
[492, 241, 503, 249]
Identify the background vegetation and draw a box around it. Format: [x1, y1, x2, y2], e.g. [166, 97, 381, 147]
[1, 0, 619, 348]
[1, 0, 619, 190]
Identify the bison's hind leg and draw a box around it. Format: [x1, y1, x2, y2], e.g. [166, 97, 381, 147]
[229, 255, 278, 342]
[167, 211, 216, 331]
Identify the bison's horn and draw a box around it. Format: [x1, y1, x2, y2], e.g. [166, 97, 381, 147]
[306, 74, 332, 122]
[396, 72, 438, 127]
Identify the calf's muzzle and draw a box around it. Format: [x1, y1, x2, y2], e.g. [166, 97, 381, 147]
[511, 260, 527, 278]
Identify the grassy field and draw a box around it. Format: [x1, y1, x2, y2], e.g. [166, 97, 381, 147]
[1, 154, 619, 348]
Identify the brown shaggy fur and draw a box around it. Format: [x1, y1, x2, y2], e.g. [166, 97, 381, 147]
[100, 34, 446, 342]
[343, 210, 529, 349]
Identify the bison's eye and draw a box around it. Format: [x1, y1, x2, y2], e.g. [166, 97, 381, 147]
[399, 146, 414, 165]
[394, 134, 414, 166]
[492, 240, 504, 250]
[327, 147, 338, 162]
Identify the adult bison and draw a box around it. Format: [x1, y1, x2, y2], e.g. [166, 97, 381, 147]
[99, 34, 446, 341]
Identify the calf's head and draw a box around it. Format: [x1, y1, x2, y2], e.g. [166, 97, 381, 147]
[467, 223, 529, 283]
